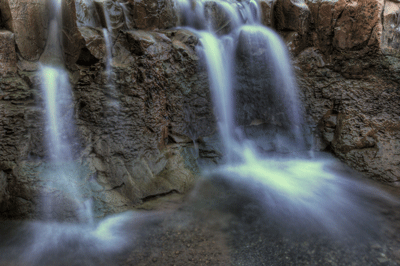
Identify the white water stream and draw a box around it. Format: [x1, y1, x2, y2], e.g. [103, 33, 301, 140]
[2, 1, 396, 265]
[175, 0, 393, 234]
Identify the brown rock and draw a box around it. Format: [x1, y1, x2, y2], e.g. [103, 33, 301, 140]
[0, 27, 215, 219]
[273, 0, 310, 55]
[306, 0, 346, 54]
[295, 47, 400, 184]
[203, 1, 233, 35]
[332, 0, 384, 51]
[274, 0, 310, 35]
[94, 0, 126, 33]
[125, 30, 157, 56]
[127, 0, 178, 30]
[2, 0, 50, 61]
[75, 0, 102, 27]
[260, 0, 276, 27]
[77, 26, 106, 64]
[61, 0, 85, 69]
[0, 30, 17, 76]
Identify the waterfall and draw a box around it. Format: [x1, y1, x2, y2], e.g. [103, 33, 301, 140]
[176, 0, 306, 158]
[39, 0, 94, 223]
[75, 0, 101, 27]
[102, 27, 113, 83]
[174, 0, 386, 234]
[197, 32, 236, 161]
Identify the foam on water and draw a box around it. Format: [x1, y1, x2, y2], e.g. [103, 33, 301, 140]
[19, 212, 139, 265]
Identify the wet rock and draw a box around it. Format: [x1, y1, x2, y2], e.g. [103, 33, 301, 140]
[306, 0, 346, 55]
[295, 47, 400, 184]
[203, 1, 234, 35]
[332, 0, 383, 51]
[61, 0, 85, 69]
[0, 171, 9, 212]
[126, 0, 178, 30]
[94, 0, 126, 34]
[0, 26, 214, 219]
[75, 0, 102, 27]
[125, 30, 157, 56]
[77, 26, 106, 63]
[260, 0, 276, 27]
[0, 30, 16, 76]
[274, 0, 310, 35]
[264, 0, 400, 183]
[1, 0, 49, 61]
[274, 0, 310, 55]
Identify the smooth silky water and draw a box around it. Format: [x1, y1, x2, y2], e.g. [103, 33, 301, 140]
[175, 0, 398, 237]
[0, 1, 138, 265]
[0, 0, 399, 265]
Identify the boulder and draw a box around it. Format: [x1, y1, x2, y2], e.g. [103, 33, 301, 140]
[0, 30, 17, 76]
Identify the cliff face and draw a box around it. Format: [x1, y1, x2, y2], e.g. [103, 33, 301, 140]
[0, 0, 216, 219]
[0, 0, 400, 219]
[264, 0, 400, 185]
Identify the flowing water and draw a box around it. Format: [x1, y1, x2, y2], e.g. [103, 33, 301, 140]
[0, 0, 399, 265]
[15, 0, 134, 263]
[39, 65, 94, 223]
[175, 0, 396, 234]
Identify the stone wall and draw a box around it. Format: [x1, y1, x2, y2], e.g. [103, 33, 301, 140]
[1, 0, 400, 219]
[0, 0, 216, 219]
[266, 0, 400, 184]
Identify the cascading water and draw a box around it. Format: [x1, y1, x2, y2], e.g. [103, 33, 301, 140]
[19, 0, 135, 263]
[102, 27, 113, 82]
[0, 0, 399, 265]
[39, 65, 94, 223]
[39, 0, 94, 223]
[176, 0, 306, 158]
[175, 0, 390, 234]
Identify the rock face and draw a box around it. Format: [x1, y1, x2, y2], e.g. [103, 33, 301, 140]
[1, 0, 400, 219]
[260, 0, 275, 27]
[0, 0, 215, 219]
[126, 0, 178, 30]
[272, 0, 400, 184]
[0, 30, 17, 76]
[0, 0, 49, 61]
